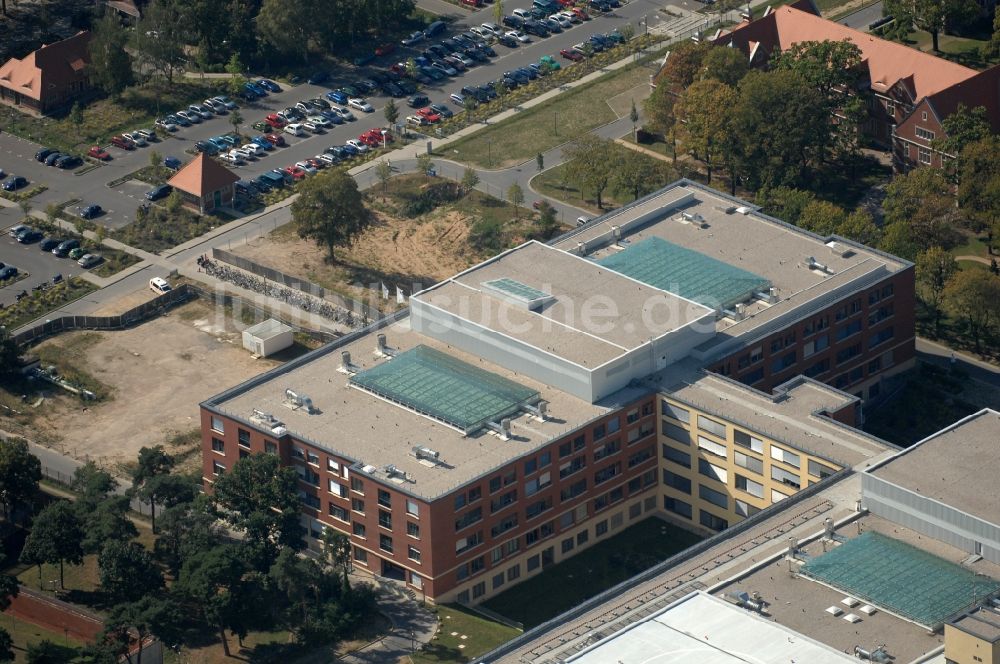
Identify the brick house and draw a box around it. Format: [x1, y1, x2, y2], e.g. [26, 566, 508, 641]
[166, 154, 239, 214]
[714, 1, 1000, 171]
[0, 31, 92, 116]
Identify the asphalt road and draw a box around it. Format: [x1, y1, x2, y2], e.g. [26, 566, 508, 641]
[838, 0, 884, 29]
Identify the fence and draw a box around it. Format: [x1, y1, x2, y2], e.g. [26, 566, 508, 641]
[212, 247, 383, 322]
[13, 286, 194, 346]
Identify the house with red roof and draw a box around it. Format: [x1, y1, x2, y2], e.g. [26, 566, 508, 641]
[714, 0, 1000, 171]
[0, 31, 92, 116]
[167, 154, 240, 214]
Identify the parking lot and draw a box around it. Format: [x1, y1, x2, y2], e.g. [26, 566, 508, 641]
[0, 214, 89, 306]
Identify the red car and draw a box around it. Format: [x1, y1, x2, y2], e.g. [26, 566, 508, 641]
[265, 113, 286, 128]
[283, 165, 307, 180]
[375, 43, 396, 57]
[561, 48, 584, 61]
[110, 135, 134, 150]
[571, 7, 590, 20]
[416, 107, 442, 123]
[265, 133, 286, 147]
[87, 146, 111, 160]
[307, 157, 326, 169]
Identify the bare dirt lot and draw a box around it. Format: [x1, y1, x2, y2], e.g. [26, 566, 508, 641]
[26, 300, 281, 474]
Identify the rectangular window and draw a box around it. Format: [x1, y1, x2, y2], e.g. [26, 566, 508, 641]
[378, 489, 391, 508]
[771, 466, 802, 490]
[771, 488, 789, 502]
[455, 531, 483, 554]
[593, 423, 606, 440]
[454, 493, 467, 510]
[354, 547, 368, 564]
[699, 510, 728, 532]
[211, 416, 224, 433]
[211, 437, 225, 453]
[626, 408, 640, 424]
[212, 460, 226, 475]
[408, 546, 421, 562]
[237, 429, 250, 448]
[455, 507, 482, 531]
[836, 319, 863, 341]
[868, 304, 894, 326]
[662, 421, 689, 445]
[351, 478, 364, 494]
[524, 471, 551, 497]
[627, 445, 654, 468]
[697, 415, 726, 438]
[524, 458, 538, 475]
[663, 470, 691, 494]
[662, 445, 691, 468]
[594, 439, 621, 461]
[327, 458, 340, 472]
[836, 343, 862, 365]
[299, 492, 320, 509]
[733, 430, 763, 453]
[595, 520, 608, 536]
[808, 459, 837, 479]
[699, 484, 728, 509]
[918, 147, 931, 164]
[470, 486, 483, 501]
[265, 441, 277, 455]
[351, 498, 364, 514]
[525, 498, 552, 519]
[869, 326, 895, 349]
[770, 446, 800, 468]
[539, 451, 551, 468]
[407, 522, 420, 538]
[735, 474, 764, 498]
[472, 581, 485, 598]
[493, 573, 505, 590]
[378, 510, 392, 530]
[735, 499, 761, 518]
[661, 401, 690, 423]
[559, 478, 587, 501]
[559, 456, 586, 479]
[771, 351, 796, 374]
[379, 534, 393, 553]
[490, 490, 518, 513]
[306, 451, 319, 466]
[329, 504, 348, 521]
[491, 514, 518, 537]
[915, 126, 935, 140]
[664, 496, 693, 519]
[734, 451, 764, 474]
[561, 537, 574, 554]
[698, 459, 728, 484]
[353, 522, 366, 537]
[507, 565, 521, 581]
[593, 463, 621, 485]
[406, 499, 419, 517]
[697, 436, 727, 458]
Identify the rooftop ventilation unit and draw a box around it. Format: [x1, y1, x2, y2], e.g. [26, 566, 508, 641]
[384, 464, 415, 482]
[612, 225, 622, 241]
[523, 400, 549, 421]
[411, 446, 452, 469]
[804, 256, 834, 275]
[735, 206, 752, 215]
[283, 389, 316, 414]
[375, 333, 396, 359]
[722, 303, 745, 321]
[680, 211, 708, 228]
[754, 287, 779, 304]
[725, 590, 768, 614]
[826, 240, 855, 258]
[854, 644, 890, 662]
[338, 351, 359, 375]
[250, 409, 287, 435]
[487, 418, 512, 441]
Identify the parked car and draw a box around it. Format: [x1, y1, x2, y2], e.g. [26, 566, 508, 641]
[39, 237, 63, 252]
[258, 79, 281, 92]
[507, 30, 530, 43]
[294, 160, 318, 175]
[203, 98, 226, 113]
[53, 239, 80, 257]
[284, 123, 306, 137]
[176, 110, 201, 124]
[35, 147, 57, 162]
[195, 140, 219, 155]
[408, 93, 431, 108]
[283, 165, 307, 180]
[406, 114, 429, 127]
[571, 7, 591, 20]
[307, 71, 329, 85]
[539, 54, 562, 70]
[345, 139, 370, 153]
[18, 230, 43, 244]
[146, 184, 173, 201]
[326, 89, 349, 105]
[155, 118, 179, 132]
[58, 154, 82, 168]
[149, 277, 172, 293]
[2, 176, 28, 191]
[68, 247, 86, 260]
[78, 204, 103, 219]
[164, 156, 182, 170]
[561, 48, 584, 61]
[167, 113, 190, 127]
[0, 267, 17, 281]
[87, 146, 111, 160]
[265, 133, 286, 147]
[307, 115, 333, 129]
[430, 102, 454, 118]
[348, 98, 374, 113]
[214, 95, 239, 110]
[402, 31, 425, 46]
[417, 107, 442, 123]
[78, 254, 103, 268]
[44, 152, 64, 166]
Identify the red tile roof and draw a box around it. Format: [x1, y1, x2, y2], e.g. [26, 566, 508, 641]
[717, 5, 976, 102]
[0, 31, 92, 102]
[167, 154, 240, 198]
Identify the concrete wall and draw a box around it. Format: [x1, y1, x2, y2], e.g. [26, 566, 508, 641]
[862, 474, 1000, 564]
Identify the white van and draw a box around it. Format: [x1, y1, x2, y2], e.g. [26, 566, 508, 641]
[149, 277, 172, 293]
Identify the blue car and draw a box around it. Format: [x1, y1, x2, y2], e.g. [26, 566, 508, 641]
[326, 90, 349, 105]
[307, 71, 329, 85]
[326, 146, 349, 159]
[248, 81, 267, 96]
[258, 79, 281, 92]
[208, 137, 229, 150]
[320, 110, 344, 124]
[251, 136, 275, 150]
[163, 156, 182, 170]
[340, 143, 360, 156]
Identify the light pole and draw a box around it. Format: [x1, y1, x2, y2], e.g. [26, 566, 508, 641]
[381, 129, 387, 149]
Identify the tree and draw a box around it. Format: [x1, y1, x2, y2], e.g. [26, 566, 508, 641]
[461, 167, 480, 193]
[229, 110, 244, 138]
[884, 167, 960, 251]
[19, 501, 84, 589]
[131, 446, 174, 533]
[98, 541, 163, 603]
[958, 136, 1000, 232]
[755, 187, 815, 225]
[210, 454, 305, 570]
[837, 209, 882, 247]
[885, 0, 978, 52]
[383, 99, 399, 127]
[983, 5, 1000, 59]
[564, 135, 615, 209]
[613, 149, 658, 202]
[653, 41, 709, 92]
[701, 46, 749, 87]
[173, 544, 246, 657]
[89, 13, 134, 97]
[0, 554, 19, 614]
[535, 200, 559, 239]
[133, 0, 185, 83]
[322, 529, 352, 584]
[0, 438, 40, 524]
[508, 183, 524, 218]
[644, 82, 679, 162]
[0, 628, 12, 662]
[494, 0, 505, 26]
[24, 640, 63, 664]
[674, 79, 737, 185]
[224, 53, 246, 99]
[256, 0, 310, 62]
[416, 153, 433, 175]
[798, 200, 846, 235]
[81, 495, 138, 555]
[879, 221, 919, 261]
[142, 474, 198, 529]
[629, 98, 639, 140]
[536, 153, 544, 172]
[154, 498, 219, 579]
[934, 104, 991, 160]
[69, 102, 84, 132]
[942, 269, 1000, 354]
[771, 40, 863, 96]
[292, 171, 372, 263]
[375, 160, 392, 198]
[103, 595, 186, 664]
[463, 95, 479, 117]
[916, 246, 958, 335]
[493, 80, 509, 110]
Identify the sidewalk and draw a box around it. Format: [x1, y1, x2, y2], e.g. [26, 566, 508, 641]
[338, 576, 439, 664]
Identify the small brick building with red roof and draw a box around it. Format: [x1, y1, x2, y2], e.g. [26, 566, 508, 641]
[0, 31, 92, 116]
[167, 154, 240, 214]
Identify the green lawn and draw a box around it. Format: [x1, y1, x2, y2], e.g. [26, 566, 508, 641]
[411, 605, 521, 664]
[446, 64, 652, 169]
[0, 612, 84, 662]
[865, 362, 981, 446]
[949, 232, 991, 260]
[898, 27, 997, 69]
[481, 518, 703, 628]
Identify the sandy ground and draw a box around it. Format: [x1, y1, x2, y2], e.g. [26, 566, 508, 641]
[87, 284, 159, 316]
[29, 300, 280, 472]
[234, 209, 477, 307]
